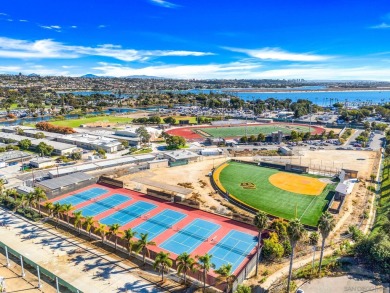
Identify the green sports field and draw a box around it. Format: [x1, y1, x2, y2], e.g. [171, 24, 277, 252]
[218, 161, 335, 226]
[197, 124, 311, 138]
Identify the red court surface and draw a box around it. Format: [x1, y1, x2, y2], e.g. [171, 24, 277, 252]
[166, 122, 325, 141]
[49, 183, 259, 276]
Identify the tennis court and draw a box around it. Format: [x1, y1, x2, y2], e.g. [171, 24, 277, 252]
[55, 187, 108, 206]
[160, 219, 220, 255]
[208, 230, 257, 271]
[133, 209, 187, 240]
[100, 201, 157, 226]
[75, 194, 131, 217]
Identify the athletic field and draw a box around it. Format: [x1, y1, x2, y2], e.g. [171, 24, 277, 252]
[196, 124, 312, 138]
[215, 161, 335, 227]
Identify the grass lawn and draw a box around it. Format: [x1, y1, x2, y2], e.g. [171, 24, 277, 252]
[218, 161, 335, 226]
[198, 124, 311, 138]
[50, 116, 133, 128]
[372, 158, 390, 234]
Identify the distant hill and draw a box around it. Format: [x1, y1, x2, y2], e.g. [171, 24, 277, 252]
[80, 74, 100, 78]
[125, 75, 166, 79]
[28, 73, 40, 77]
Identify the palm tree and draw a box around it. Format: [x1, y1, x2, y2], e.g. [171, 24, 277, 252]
[5, 188, 18, 201]
[44, 202, 54, 217]
[84, 216, 95, 239]
[73, 211, 83, 234]
[196, 253, 215, 292]
[33, 187, 47, 216]
[52, 202, 62, 227]
[153, 251, 173, 281]
[26, 192, 36, 211]
[309, 232, 319, 274]
[176, 252, 196, 285]
[286, 218, 306, 293]
[122, 228, 137, 257]
[135, 233, 156, 265]
[0, 179, 5, 198]
[14, 194, 26, 212]
[95, 223, 107, 244]
[61, 204, 73, 227]
[253, 211, 268, 275]
[318, 212, 335, 275]
[215, 263, 236, 293]
[108, 223, 121, 251]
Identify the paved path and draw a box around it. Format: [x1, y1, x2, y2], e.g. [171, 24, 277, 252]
[0, 208, 163, 293]
[300, 275, 387, 293]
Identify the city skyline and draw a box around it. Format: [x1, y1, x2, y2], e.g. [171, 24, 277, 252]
[0, 0, 390, 80]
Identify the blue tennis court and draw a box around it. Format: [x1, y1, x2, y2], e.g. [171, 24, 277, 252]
[75, 194, 131, 217]
[160, 219, 220, 255]
[133, 209, 186, 240]
[55, 187, 108, 206]
[208, 230, 257, 272]
[100, 201, 157, 226]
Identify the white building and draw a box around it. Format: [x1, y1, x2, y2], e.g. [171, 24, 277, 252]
[57, 133, 123, 153]
[29, 157, 54, 168]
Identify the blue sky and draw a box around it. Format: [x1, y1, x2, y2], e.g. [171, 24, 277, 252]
[0, 0, 390, 80]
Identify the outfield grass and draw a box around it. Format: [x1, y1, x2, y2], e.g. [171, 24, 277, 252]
[372, 158, 390, 234]
[218, 161, 335, 226]
[198, 124, 311, 138]
[50, 116, 133, 128]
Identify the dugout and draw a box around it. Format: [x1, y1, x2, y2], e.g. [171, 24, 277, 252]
[285, 164, 309, 174]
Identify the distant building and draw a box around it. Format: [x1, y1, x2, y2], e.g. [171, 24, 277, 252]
[29, 157, 54, 169]
[272, 131, 284, 143]
[205, 137, 225, 146]
[163, 150, 199, 164]
[279, 146, 293, 155]
[57, 133, 123, 153]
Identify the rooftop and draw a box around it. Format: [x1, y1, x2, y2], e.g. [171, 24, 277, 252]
[164, 150, 199, 160]
[37, 172, 94, 190]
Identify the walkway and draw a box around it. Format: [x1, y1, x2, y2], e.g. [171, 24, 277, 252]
[0, 207, 163, 293]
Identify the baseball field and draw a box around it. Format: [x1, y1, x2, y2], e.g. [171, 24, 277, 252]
[196, 124, 313, 138]
[214, 161, 335, 227]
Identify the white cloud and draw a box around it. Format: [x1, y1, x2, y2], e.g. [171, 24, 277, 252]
[40, 25, 62, 32]
[0, 13, 7, 16]
[0, 37, 214, 61]
[71, 25, 77, 29]
[19, 19, 28, 22]
[150, 0, 178, 8]
[7, 19, 13, 22]
[90, 61, 390, 80]
[98, 24, 107, 29]
[370, 22, 390, 29]
[226, 47, 331, 62]
[93, 61, 261, 78]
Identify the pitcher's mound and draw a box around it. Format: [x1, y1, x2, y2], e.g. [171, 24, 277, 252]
[268, 173, 326, 195]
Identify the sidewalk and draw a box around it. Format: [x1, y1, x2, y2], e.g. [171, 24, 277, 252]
[0, 208, 164, 293]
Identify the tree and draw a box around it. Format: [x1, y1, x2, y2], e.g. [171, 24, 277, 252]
[253, 211, 268, 275]
[95, 223, 107, 244]
[26, 192, 36, 211]
[73, 211, 84, 234]
[215, 263, 236, 293]
[122, 228, 137, 257]
[19, 139, 32, 150]
[33, 187, 47, 215]
[196, 253, 215, 292]
[257, 133, 265, 142]
[52, 202, 63, 228]
[318, 212, 335, 275]
[163, 116, 176, 125]
[84, 216, 95, 239]
[34, 132, 45, 139]
[235, 284, 252, 293]
[176, 252, 196, 285]
[61, 203, 73, 227]
[108, 223, 121, 251]
[136, 126, 151, 145]
[262, 232, 284, 261]
[165, 134, 186, 149]
[309, 232, 319, 274]
[153, 251, 173, 281]
[70, 152, 82, 161]
[36, 142, 54, 157]
[286, 218, 306, 293]
[44, 202, 54, 217]
[135, 233, 156, 265]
